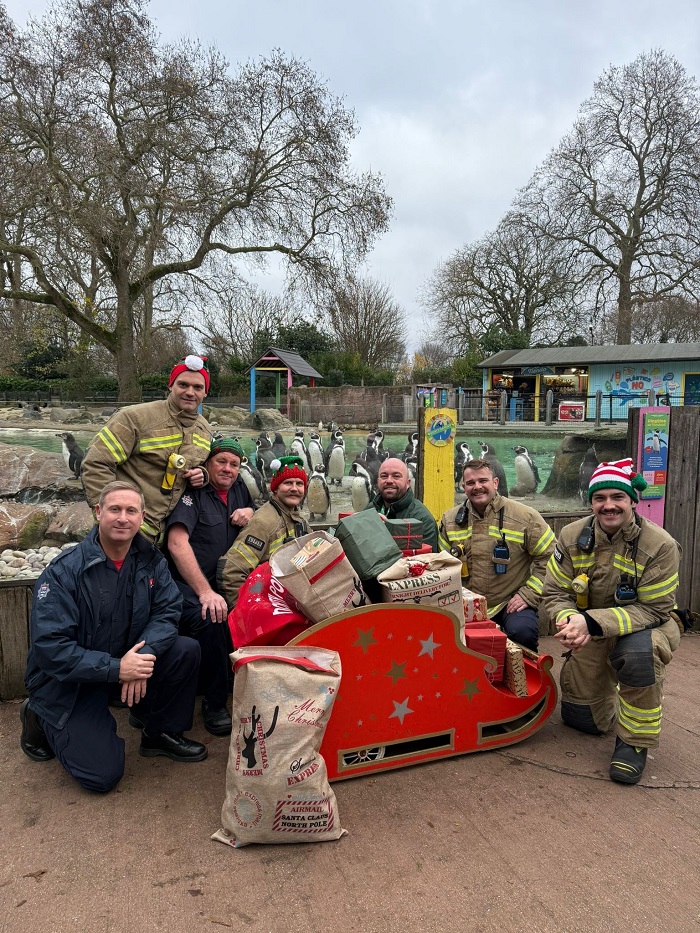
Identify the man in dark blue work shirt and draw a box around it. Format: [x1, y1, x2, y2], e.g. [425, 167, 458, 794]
[21, 481, 206, 793]
[165, 437, 255, 736]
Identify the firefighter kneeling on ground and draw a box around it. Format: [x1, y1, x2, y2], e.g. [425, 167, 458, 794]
[542, 458, 683, 785]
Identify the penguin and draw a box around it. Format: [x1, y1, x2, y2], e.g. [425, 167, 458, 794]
[56, 432, 85, 479]
[402, 432, 418, 461]
[405, 456, 417, 495]
[306, 464, 331, 520]
[325, 430, 346, 486]
[352, 451, 380, 485]
[372, 429, 397, 460]
[454, 441, 472, 490]
[510, 445, 540, 496]
[271, 432, 286, 459]
[307, 431, 325, 470]
[240, 460, 268, 503]
[477, 441, 509, 497]
[289, 429, 311, 472]
[578, 446, 598, 507]
[349, 461, 373, 512]
[255, 436, 275, 480]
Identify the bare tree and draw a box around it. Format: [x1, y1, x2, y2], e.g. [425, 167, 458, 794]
[199, 284, 296, 363]
[423, 212, 582, 355]
[518, 49, 700, 344]
[601, 295, 700, 344]
[0, 0, 391, 400]
[324, 276, 407, 368]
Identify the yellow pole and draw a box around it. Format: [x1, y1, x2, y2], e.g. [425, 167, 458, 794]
[417, 407, 457, 520]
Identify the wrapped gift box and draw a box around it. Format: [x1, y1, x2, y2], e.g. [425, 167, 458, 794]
[335, 510, 403, 580]
[384, 518, 423, 551]
[463, 624, 506, 683]
[504, 638, 528, 697]
[462, 587, 488, 623]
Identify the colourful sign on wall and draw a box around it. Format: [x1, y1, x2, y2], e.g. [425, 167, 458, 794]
[641, 411, 669, 499]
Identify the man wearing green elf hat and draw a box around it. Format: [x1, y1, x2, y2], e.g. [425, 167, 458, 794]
[159, 437, 256, 736]
[218, 455, 308, 612]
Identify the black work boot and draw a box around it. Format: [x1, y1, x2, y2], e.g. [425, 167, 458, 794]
[609, 736, 648, 784]
[139, 731, 208, 762]
[202, 699, 232, 736]
[20, 699, 55, 763]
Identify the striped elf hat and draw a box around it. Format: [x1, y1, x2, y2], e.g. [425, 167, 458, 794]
[588, 458, 648, 503]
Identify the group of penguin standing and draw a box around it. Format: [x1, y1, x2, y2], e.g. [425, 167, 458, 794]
[55, 423, 603, 512]
[454, 441, 541, 497]
[242, 426, 420, 520]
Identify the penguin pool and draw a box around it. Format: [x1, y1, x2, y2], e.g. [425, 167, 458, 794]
[0, 427, 559, 489]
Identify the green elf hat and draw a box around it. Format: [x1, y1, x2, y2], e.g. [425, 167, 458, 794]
[208, 436, 246, 462]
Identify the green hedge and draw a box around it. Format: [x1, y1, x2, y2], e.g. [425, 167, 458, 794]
[0, 376, 47, 391]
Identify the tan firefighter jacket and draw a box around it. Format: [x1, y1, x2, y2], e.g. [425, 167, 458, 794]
[439, 494, 555, 617]
[81, 396, 212, 541]
[542, 513, 680, 637]
[217, 495, 308, 609]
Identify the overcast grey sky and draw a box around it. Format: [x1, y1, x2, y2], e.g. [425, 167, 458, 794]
[5, 0, 700, 352]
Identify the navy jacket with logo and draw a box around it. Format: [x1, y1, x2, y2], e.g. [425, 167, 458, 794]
[25, 526, 182, 729]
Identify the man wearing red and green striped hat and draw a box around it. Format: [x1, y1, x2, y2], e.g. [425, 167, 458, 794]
[542, 458, 682, 784]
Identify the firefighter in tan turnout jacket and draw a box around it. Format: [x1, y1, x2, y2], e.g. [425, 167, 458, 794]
[82, 356, 213, 542]
[218, 456, 308, 611]
[439, 459, 554, 652]
[542, 459, 681, 785]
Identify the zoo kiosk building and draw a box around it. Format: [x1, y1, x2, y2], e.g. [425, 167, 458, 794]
[477, 343, 700, 423]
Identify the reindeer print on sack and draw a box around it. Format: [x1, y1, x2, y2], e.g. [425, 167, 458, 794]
[237, 704, 279, 774]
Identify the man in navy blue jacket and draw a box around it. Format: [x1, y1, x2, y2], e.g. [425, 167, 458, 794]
[21, 481, 207, 793]
[164, 437, 255, 736]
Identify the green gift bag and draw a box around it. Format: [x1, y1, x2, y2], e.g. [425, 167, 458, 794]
[334, 510, 403, 580]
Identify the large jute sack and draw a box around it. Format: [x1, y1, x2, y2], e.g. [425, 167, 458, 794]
[270, 531, 367, 623]
[212, 646, 346, 848]
[377, 552, 465, 626]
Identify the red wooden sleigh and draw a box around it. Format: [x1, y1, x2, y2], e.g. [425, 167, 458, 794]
[289, 603, 558, 781]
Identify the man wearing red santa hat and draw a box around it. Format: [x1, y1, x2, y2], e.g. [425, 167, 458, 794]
[82, 354, 213, 543]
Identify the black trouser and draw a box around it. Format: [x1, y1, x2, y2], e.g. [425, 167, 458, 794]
[492, 605, 539, 653]
[176, 583, 231, 709]
[42, 636, 200, 793]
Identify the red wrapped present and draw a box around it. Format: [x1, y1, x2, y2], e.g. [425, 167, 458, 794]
[463, 624, 506, 683]
[462, 587, 488, 622]
[402, 543, 433, 558]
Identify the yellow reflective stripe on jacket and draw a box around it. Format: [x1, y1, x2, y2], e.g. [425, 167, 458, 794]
[526, 574, 544, 595]
[556, 608, 573, 624]
[138, 433, 183, 452]
[619, 697, 662, 736]
[231, 541, 261, 570]
[637, 573, 679, 601]
[270, 532, 292, 555]
[532, 527, 555, 555]
[97, 427, 128, 464]
[571, 554, 595, 571]
[611, 606, 633, 635]
[192, 433, 210, 451]
[547, 555, 573, 588]
[488, 525, 525, 545]
[439, 529, 470, 551]
[612, 554, 644, 576]
[140, 518, 159, 539]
